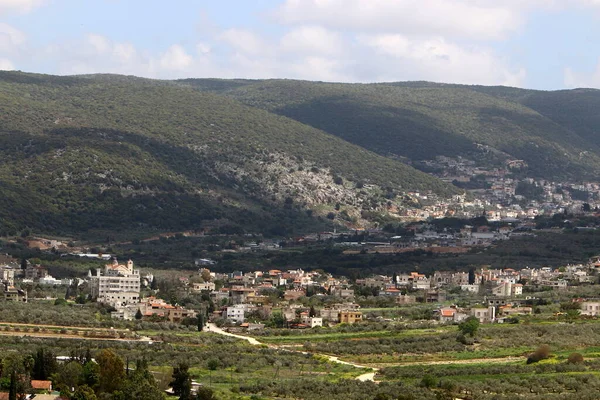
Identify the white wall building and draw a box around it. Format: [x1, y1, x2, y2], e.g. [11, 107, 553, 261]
[192, 282, 216, 292]
[581, 302, 600, 316]
[226, 304, 250, 323]
[89, 259, 140, 306]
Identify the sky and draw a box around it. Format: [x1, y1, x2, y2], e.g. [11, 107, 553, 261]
[1, 0, 600, 89]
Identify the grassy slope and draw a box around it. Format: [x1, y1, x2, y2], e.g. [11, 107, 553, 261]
[183, 79, 600, 180]
[0, 72, 456, 236]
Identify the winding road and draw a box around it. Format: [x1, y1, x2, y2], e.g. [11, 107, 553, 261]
[206, 323, 379, 382]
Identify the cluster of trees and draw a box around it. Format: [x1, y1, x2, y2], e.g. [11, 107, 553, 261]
[0, 348, 167, 400]
[304, 332, 466, 356]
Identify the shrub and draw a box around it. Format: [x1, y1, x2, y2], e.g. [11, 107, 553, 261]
[458, 317, 479, 337]
[527, 344, 551, 364]
[420, 374, 437, 388]
[567, 352, 584, 364]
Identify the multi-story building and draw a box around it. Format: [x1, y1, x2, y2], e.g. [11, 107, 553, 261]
[192, 282, 216, 292]
[0, 266, 15, 287]
[138, 297, 196, 323]
[581, 302, 600, 316]
[89, 259, 140, 306]
[2, 285, 27, 302]
[226, 304, 252, 323]
[339, 311, 362, 324]
[25, 265, 48, 280]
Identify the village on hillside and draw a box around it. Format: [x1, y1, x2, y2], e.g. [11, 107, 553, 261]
[3, 251, 600, 331]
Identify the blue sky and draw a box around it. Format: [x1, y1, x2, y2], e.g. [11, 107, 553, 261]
[1, 0, 600, 89]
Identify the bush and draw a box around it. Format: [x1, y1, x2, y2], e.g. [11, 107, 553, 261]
[458, 317, 479, 337]
[420, 374, 437, 388]
[527, 344, 551, 364]
[567, 352, 584, 364]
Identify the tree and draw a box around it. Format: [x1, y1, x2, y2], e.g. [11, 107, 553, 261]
[3, 354, 30, 399]
[207, 359, 218, 371]
[8, 370, 17, 400]
[82, 361, 99, 388]
[198, 314, 204, 332]
[309, 305, 317, 318]
[150, 277, 158, 291]
[195, 387, 217, 400]
[170, 363, 192, 400]
[135, 309, 143, 320]
[33, 348, 57, 380]
[96, 349, 125, 393]
[458, 317, 479, 337]
[116, 359, 165, 400]
[468, 268, 476, 285]
[200, 269, 212, 282]
[71, 385, 98, 400]
[54, 361, 83, 389]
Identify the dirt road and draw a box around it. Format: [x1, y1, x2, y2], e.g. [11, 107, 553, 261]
[206, 323, 379, 382]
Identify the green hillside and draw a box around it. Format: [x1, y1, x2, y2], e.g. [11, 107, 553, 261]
[183, 79, 600, 180]
[0, 72, 456, 237]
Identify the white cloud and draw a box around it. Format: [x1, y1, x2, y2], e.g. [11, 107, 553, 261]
[196, 42, 211, 55]
[280, 26, 343, 56]
[359, 34, 525, 86]
[219, 29, 270, 55]
[159, 44, 193, 71]
[0, 22, 25, 52]
[275, 0, 522, 40]
[52, 34, 153, 77]
[287, 56, 350, 82]
[0, 57, 14, 70]
[564, 60, 600, 88]
[87, 34, 110, 54]
[113, 42, 137, 63]
[0, 0, 44, 14]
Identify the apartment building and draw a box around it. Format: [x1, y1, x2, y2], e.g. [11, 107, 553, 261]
[89, 259, 140, 306]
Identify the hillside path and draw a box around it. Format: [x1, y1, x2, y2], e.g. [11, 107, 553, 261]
[206, 323, 378, 382]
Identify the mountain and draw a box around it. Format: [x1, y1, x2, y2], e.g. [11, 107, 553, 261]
[0, 72, 457, 238]
[181, 79, 600, 181]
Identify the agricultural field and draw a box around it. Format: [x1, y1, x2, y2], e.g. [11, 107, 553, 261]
[5, 299, 600, 398]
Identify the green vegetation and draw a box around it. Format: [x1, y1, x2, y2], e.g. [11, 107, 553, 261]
[0, 71, 457, 238]
[184, 78, 600, 181]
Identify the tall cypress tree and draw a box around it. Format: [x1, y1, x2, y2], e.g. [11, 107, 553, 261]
[9, 370, 17, 400]
[170, 363, 192, 400]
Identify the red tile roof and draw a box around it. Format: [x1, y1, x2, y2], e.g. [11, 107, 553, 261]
[31, 380, 52, 390]
[440, 309, 456, 317]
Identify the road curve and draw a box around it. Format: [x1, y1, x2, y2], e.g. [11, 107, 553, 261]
[206, 323, 378, 382]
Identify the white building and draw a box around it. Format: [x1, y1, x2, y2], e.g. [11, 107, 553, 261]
[226, 304, 250, 323]
[581, 302, 600, 316]
[89, 259, 140, 306]
[39, 275, 72, 286]
[460, 284, 480, 293]
[301, 315, 323, 328]
[192, 282, 216, 292]
[0, 266, 15, 287]
[492, 281, 522, 297]
[471, 306, 496, 323]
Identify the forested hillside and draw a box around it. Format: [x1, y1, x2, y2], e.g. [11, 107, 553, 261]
[182, 79, 600, 181]
[0, 72, 456, 237]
